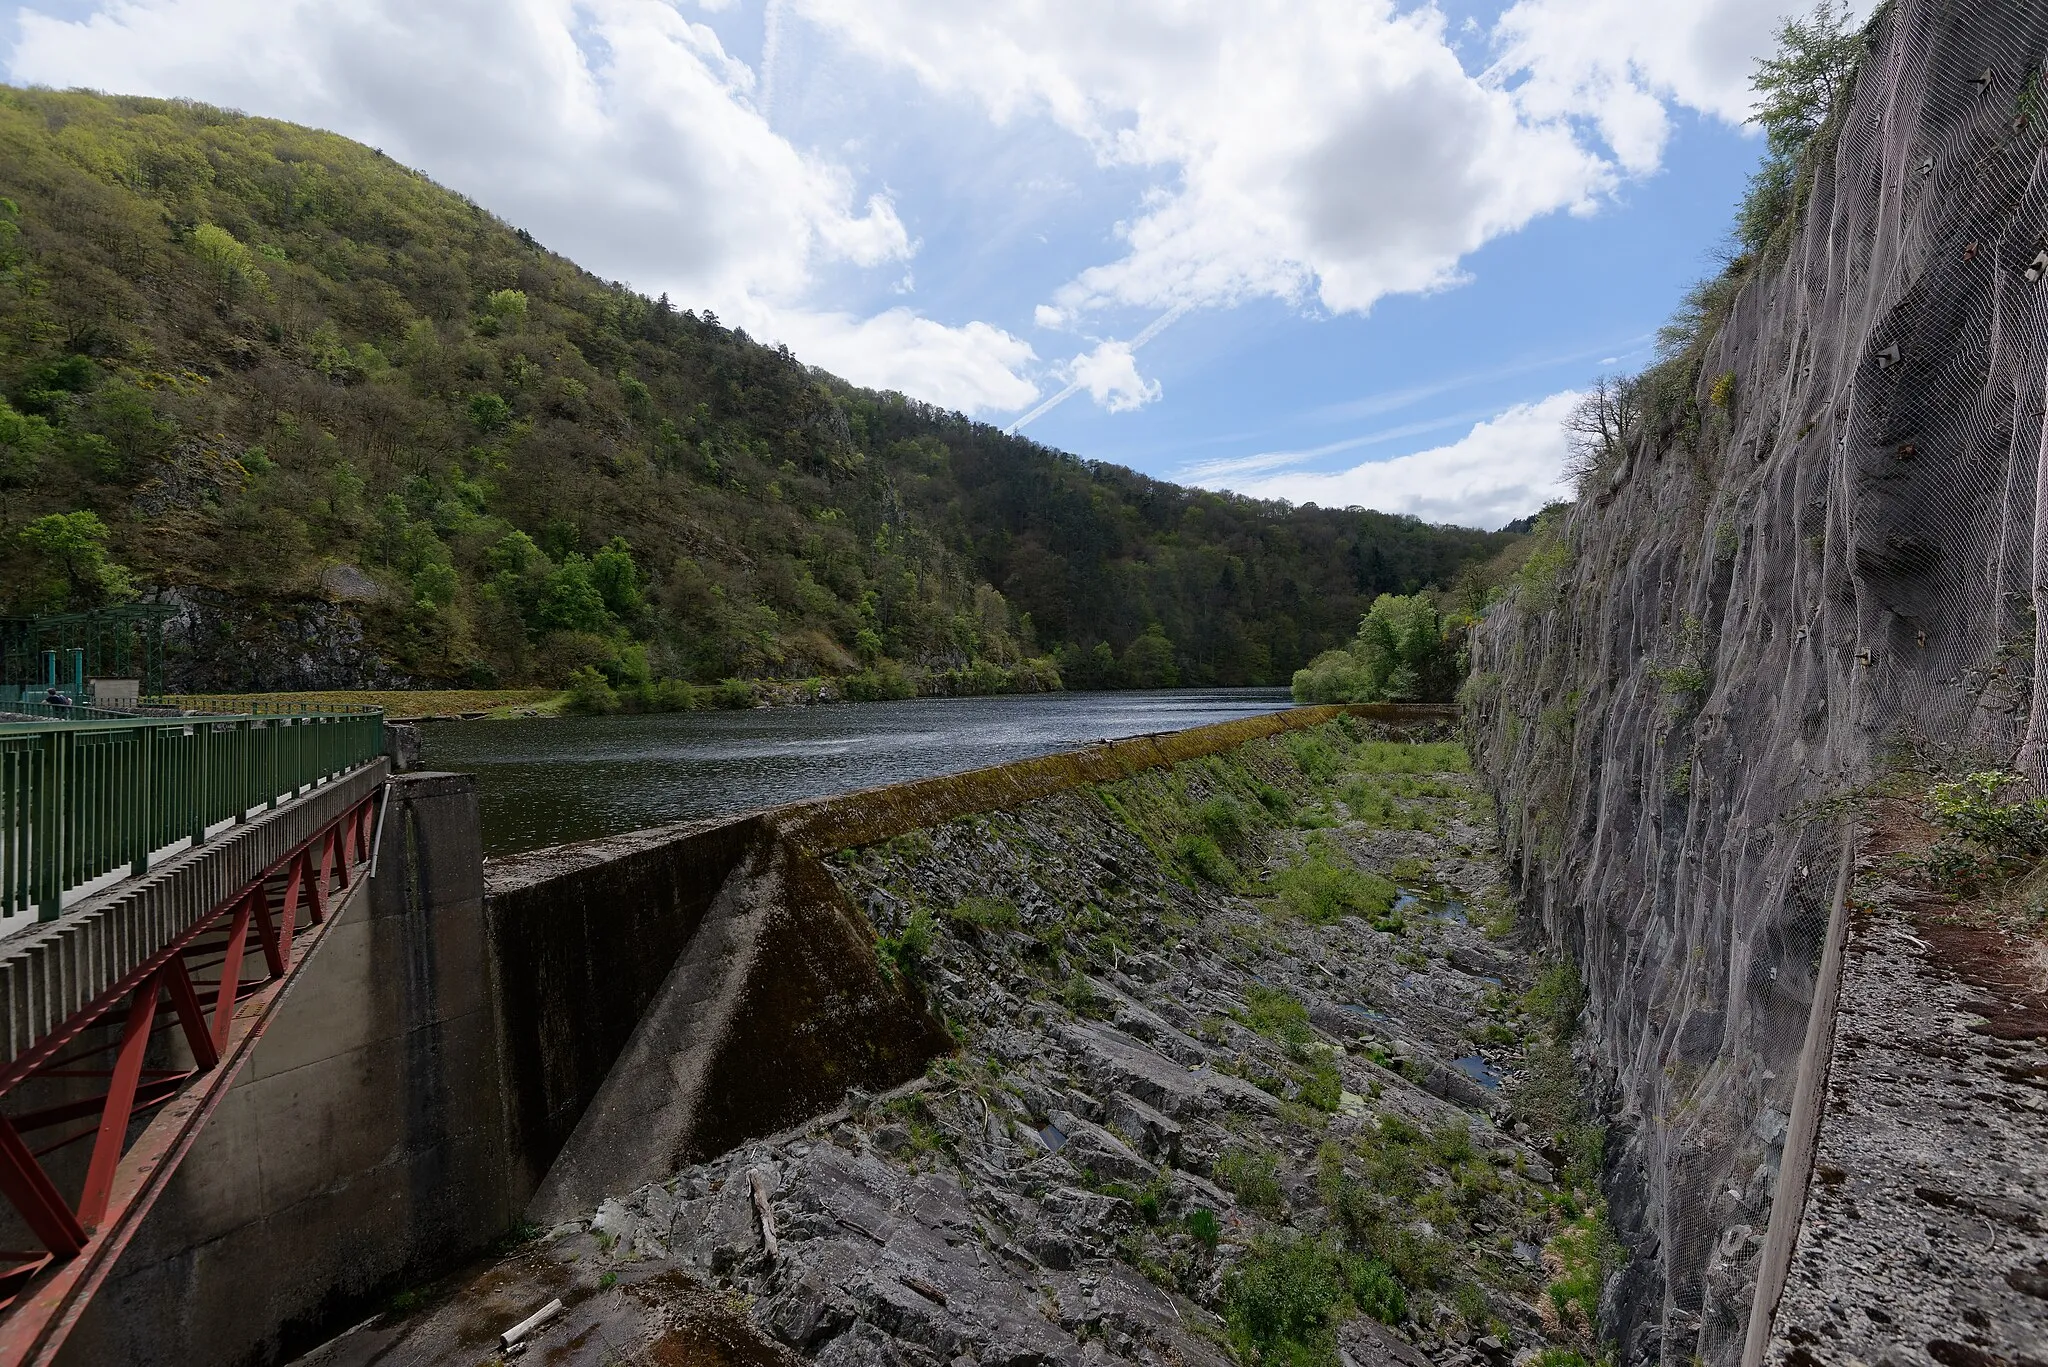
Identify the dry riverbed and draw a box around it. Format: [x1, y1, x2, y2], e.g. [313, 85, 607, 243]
[306, 719, 1612, 1367]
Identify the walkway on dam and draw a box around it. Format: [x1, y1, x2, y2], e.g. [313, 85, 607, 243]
[0, 702, 388, 1365]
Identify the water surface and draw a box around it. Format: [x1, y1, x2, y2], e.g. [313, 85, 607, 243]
[423, 688, 1294, 855]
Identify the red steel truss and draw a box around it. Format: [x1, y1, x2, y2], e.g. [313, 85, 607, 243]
[0, 786, 381, 1366]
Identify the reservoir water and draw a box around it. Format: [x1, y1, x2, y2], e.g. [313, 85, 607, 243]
[422, 687, 1295, 855]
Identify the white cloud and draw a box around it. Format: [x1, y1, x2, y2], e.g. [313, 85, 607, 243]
[764, 308, 1040, 414]
[1217, 392, 1582, 530]
[7, 0, 1037, 415]
[1494, 0, 1882, 172]
[1067, 340, 1160, 414]
[793, 0, 1615, 321]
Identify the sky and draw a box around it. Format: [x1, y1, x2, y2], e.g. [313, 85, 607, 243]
[0, 0, 1864, 529]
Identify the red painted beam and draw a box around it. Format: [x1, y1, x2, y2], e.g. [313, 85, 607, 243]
[0, 786, 383, 1366]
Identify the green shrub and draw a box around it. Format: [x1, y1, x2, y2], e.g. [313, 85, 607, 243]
[1271, 850, 1399, 928]
[1187, 1207, 1221, 1249]
[563, 664, 619, 715]
[1526, 960, 1585, 1042]
[945, 895, 1019, 931]
[1925, 771, 2048, 858]
[1175, 832, 1240, 886]
[1061, 971, 1104, 1017]
[875, 908, 936, 985]
[1224, 1236, 1346, 1367]
[1427, 1119, 1476, 1166]
[708, 678, 756, 709]
[845, 662, 916, 701]
[1346, 1257, 1406, 1325]
[1214, 1147, 1285, 1216]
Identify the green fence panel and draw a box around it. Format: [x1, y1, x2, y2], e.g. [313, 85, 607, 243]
[0, 708, 383, 922]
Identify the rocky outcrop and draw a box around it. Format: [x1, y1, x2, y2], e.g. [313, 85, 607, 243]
[1468, 4, 2048, 1364]
[157, 587, 413, 692]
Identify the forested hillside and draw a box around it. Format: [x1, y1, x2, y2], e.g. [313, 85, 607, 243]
[0, 88, 1513, 693]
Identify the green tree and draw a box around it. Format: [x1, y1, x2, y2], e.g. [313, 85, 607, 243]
[189, 222, 267, 298]
[468, 392, 512, 432]
[485, 289, 528, 324]
[1120, 625, 1180, 688]
[1750, 1, 1861, 158]
[16, 511, 137, 610]
[1739, 1, 1862, 253]
[1292, 594, 1457, 703]
[537, 552, 610, 633]
[590, 537, 643, 619]
[0, 395, 54, 486]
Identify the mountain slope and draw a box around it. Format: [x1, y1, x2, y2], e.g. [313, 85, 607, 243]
[0, 88, 1512, 692]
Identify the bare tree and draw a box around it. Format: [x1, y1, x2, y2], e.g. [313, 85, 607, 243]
[1563, 374, 1641, 495]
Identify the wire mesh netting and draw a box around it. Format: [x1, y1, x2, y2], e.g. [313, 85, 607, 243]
[1467, 3, 2048, 1363]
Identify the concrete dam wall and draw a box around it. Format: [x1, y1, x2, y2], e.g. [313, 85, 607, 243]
[483, 704, 1443, 1224]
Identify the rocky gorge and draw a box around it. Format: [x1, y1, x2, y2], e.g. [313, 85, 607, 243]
[303, 718, 1613, 1367]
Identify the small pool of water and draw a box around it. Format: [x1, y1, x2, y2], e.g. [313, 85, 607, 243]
[1452, 1054, 1507, 1089]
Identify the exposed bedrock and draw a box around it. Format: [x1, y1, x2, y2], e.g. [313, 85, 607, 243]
[302, 712, 1608, 1367]
[1468, 3, 2048, 1365]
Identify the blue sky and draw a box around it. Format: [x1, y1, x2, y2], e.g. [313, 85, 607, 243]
[0, 0, 1842, 527]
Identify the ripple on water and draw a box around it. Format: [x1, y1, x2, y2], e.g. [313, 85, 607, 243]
[423, 688, 1296, 855]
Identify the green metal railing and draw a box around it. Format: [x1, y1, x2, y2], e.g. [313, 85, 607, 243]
[0, 709, 385, 921]
[148, 695, 384, 718]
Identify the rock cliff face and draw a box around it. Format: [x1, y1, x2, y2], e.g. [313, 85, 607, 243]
[1468, 3, 2048, 1364]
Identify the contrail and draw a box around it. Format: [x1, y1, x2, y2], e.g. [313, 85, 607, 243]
[760, 0, 786, 122]
[1007, 301, 1192, 434]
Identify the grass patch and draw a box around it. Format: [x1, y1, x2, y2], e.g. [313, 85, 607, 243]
[1544, 1210, 1620, 1343]
[944, 895, 1018, 932]
[1256, 784, 1297, 819]
[1244, 985, 1315, 1046]
[1297, 1053, 1343, 1113]
[1351, 741, 1471, 774]
[1197, 793, 1255, 848]
[1269, 843, 1400, 928]
[1286, 728, 1349, 783]
[1176, 832, 1241, 886]
[1215, 1146, 1286, 1216]
[1339, 777, 1442, 833]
